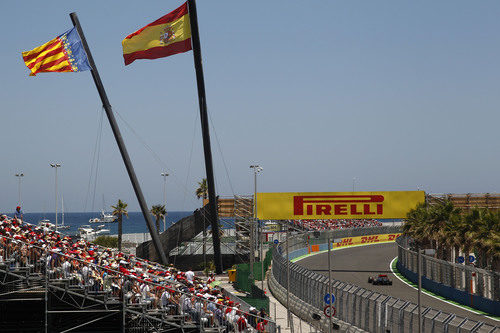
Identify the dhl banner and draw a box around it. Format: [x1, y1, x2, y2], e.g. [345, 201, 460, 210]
[307, 233, 402, 253]
[333, 233, 401, 248]
[256, 191, 425, 220]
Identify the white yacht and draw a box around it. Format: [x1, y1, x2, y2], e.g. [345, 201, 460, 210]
[89, 210, 117, 223]
[78, 224, 110, 240]
[38, 219, 56, 231]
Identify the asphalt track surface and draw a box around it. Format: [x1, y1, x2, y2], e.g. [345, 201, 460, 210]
[297, 242, 499, 327]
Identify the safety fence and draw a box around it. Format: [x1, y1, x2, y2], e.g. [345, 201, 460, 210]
[270, 227, 499, 333]
[235, 248, 273, 292]
[233, 248, 273, 313]
[396, 236, 500, 316]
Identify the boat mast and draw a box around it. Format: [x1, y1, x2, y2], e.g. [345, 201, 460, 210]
[62, 196, 64, 227]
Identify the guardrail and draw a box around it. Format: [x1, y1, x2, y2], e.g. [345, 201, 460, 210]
[396, 236, 500, 316]
[269, 226, 499, 332]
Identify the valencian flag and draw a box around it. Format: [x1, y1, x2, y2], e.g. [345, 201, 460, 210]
[22, 27, 91, 76]
[122, 2, 192, 65]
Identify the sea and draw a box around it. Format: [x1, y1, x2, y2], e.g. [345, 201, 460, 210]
[23, 211, 193, 236]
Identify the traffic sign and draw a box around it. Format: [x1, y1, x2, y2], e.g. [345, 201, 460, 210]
[273, 239, 279, 244]
[324, 293, 335, 304]
[468, 255, 475, 263]
[457, 256, 465, 264]
[323, 305, 336, 318]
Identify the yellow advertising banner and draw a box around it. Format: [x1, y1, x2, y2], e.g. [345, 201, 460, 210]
[332, 233, 402, 249]
[256, 191, 425, 220]
[308, 233, 402, 253]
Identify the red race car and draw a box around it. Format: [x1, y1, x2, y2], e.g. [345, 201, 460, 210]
[368, 274, 393, 285]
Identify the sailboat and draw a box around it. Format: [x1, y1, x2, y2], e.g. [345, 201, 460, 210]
[58, 196, 70, 230]
[89, 196, 117, 223]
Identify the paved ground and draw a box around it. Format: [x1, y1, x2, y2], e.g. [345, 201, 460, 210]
[218, 275, 318, 332]
[297, 242, 499, 327]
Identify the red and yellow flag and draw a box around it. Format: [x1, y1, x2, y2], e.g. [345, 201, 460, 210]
[122, 2, 192, 66]
[22, 27, 91, 76]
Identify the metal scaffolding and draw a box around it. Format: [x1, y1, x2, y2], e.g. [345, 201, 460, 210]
[233, 196, 254, 259]
[0, 239, 226, 332]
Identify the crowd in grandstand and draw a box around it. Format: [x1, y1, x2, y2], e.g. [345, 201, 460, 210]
[291, 218, 382, 231]
[0, 214, 269, 332]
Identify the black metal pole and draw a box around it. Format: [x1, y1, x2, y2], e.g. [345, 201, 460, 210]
[186, 0, 223, 274]
[70, 12, 168, 266]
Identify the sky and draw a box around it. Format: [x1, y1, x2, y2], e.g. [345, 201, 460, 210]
[1, 1, 499, 213]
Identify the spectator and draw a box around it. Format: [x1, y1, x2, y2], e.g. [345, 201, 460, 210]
[14, 206, 23, 222]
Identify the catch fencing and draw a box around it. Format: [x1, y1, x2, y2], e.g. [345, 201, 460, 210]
[271, 226, 499, 332]
[396, 236, 500, 316]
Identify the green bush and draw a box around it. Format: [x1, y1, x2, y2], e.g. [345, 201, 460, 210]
[93, 236, 118, 248]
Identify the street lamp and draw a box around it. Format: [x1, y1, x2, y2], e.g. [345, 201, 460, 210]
[352, 177, 356, 192]
[50, 163, 61, 232]
[161, 172, 169, 232]
[15, 172, 24, 205]
[250, 165, 263, 289]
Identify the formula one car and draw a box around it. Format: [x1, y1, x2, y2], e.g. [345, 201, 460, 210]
[368, 274, 393, 285]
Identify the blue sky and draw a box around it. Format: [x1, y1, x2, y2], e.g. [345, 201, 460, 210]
[1, 1, 499, 213]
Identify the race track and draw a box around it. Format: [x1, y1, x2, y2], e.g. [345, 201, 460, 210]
[297, 242, 499, 327]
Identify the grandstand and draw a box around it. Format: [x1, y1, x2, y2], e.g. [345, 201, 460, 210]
[289, 218, 383, 231]
[0, 215, 275, 332]
[428, 193, 500, 212]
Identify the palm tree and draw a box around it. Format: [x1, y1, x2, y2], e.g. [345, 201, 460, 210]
[111, 199, 128, 252]
[403, 202, 430, 249]
[195, 178, 208, 201]
[151, 204, 166, 234]
[428, 201, 461, 260]
[465, 208, 500, 269]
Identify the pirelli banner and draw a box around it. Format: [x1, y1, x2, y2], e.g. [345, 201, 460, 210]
[256, 191, 425, 220]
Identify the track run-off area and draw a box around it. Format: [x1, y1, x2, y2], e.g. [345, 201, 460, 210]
[296, 242, 499, 327]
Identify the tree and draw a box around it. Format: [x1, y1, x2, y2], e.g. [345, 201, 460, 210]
[151, 204, 166, 234]
[111, 199, 128, 252]
[465, 208, 500, 269]
[428, 201, 461, 260]
[403, 202, 430, 249]
[196, 178, 208, 200]
[404, 201, 499, 270]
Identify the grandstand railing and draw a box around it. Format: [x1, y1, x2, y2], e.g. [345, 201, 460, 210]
[270, 226, 499, 333]
[0, 224, 278, 332]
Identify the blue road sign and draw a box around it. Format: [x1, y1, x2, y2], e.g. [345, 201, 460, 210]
[457, 256, 465, 264]
[274, 239, 279, 244]
[324, 293, 335, 304]
[469, 255, 475, 263]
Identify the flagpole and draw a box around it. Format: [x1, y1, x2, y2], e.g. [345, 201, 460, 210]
[69, 12, 168, 266]
[186, 0, 223, 274]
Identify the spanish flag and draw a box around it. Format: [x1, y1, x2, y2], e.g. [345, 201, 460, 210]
[122, 2, 192, 66]
[22, 27, 91, 76]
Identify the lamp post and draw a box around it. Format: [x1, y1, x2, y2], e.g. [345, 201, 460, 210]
[286, 223, 291, 328]
[352, 177, 356, 192]
[417, 245, 422, 333]
[327, 234, 333, 333]
[250, 164, 263, 288]
[50, 163, 61, 232]
[161, 172, 169, 232]
[15, 172, 24, 205]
